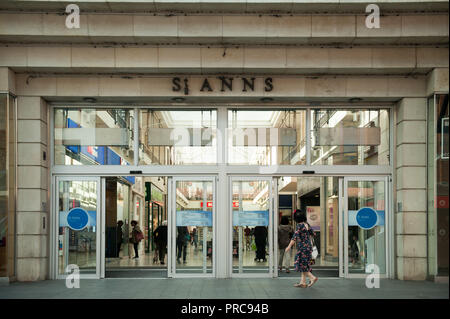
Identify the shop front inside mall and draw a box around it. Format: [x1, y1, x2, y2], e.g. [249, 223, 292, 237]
[49, 105, 394, 280]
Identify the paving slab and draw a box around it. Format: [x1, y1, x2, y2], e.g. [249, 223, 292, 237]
[0, 278, 448, 299]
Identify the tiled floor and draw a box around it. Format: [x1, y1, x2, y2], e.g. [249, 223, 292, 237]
[0, 277, 447, 299]
[101, 244, 339, 270]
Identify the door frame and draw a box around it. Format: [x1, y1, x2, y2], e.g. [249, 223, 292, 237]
[342, 176, 391, 279]
[53, 175, 102, 280]
[168, 176, 217, 278]
[229, 176, 275, 278]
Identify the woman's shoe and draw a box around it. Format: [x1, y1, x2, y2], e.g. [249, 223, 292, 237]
[286, 269, 290, 273]
[294, 283, 307, 288]
[308, 277, 318, 287]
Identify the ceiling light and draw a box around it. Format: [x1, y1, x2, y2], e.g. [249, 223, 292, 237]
[172, 97, 185, 102]
[260, 97, 273, 102]
[83, 97, 97, 103]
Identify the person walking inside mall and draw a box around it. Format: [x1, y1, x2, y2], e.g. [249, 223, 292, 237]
[285, 210, 318, 288]
[254, 225, 268, 262]
[153, 220, 168, 265]
[130, 220, 143, 259]
[278, 216, 292, 273]
[116, 220, 124, 258]
[244, 226, 251, 251]
[177, 226, 189, 264]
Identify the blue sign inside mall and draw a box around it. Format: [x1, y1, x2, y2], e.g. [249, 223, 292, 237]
[233, 210, 270, 227]
[176, 210, 213, 227]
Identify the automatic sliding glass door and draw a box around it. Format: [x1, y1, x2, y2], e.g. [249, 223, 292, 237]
[56, 176, 101, 279]
[169, 177, 215, 277]
[343, 177, 389, 278]
[230, 177, 274, 276]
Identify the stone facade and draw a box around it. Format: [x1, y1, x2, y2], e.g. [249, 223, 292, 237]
[0, 0, 448, 281]
[16, 97, 49, 281]
[396, 98, 428, 280]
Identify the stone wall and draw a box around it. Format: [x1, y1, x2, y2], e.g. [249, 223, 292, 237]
[395, 98, 428, 280]
[15, 96, 49, 281]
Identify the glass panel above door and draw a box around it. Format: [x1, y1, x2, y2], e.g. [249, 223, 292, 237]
[139, 110, 217, 165]
[54, 109, 135, 165]
[228, 110, 306, 165]
[311, 109, 390, 165]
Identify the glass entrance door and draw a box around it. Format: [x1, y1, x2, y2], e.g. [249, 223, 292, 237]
[342, 177, 390, 278]
[230, 177, 274, 276]
[55, 176, 101, 279]
[169, 177, 216, 277]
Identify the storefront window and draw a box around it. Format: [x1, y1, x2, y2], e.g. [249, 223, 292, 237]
[228, 110, 306, 165]
[54, 108, 135, 165]
[427, 94, 449, 278]
[311, 109, 390, 165]
[139, 109, 217, 165]
[0, 93, 15, 278]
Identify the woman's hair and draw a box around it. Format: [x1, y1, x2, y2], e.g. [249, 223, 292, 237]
[280, 216, 289, 225]
[131, 220, 138, 226]
[293, 209, 307, 223]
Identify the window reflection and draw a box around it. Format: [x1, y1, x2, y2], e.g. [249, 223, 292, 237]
[311, 109, 390, 165]
[53, 107, 392, 167]
[228, 110, 306, 165]
[139, 110, 217, 165]
[54, 109, 135, 165]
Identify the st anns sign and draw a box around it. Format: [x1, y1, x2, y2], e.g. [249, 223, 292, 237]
[172, 76, 274, 95]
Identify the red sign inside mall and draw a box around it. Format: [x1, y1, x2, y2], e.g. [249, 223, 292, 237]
[201, 201, 240, 208]
[435, 196, 449, 208]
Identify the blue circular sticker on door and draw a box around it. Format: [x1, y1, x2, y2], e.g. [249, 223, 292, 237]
[67, 207, 89, 231]
[356, 207, 378, 230]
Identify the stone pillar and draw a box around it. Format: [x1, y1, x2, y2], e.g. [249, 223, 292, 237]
[395, 98, 427, 280]
[0, 68, 16, 283]
[16, 96, 48, 281]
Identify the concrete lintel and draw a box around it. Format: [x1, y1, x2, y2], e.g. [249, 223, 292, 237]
[0, 1, 449, 14]
[14, 74, 428, 101]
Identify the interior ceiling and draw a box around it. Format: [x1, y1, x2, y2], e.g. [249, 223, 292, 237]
[279, 181, 298, 193]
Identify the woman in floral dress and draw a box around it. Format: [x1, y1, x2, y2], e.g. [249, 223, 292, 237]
[285, 210, 318, 288]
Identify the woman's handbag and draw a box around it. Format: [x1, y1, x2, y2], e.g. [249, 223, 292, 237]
[251, 239, 257, 251]
[310, 236, 319, 260]
[136, 230, 144, 242]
